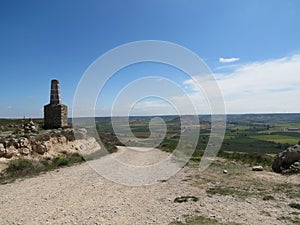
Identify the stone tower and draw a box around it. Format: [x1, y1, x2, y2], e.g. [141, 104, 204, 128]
[44, 79, 68, 129]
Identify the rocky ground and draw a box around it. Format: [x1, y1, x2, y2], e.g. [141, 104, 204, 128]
[0, 128, 100, 170]
[0, 147, 299, 225]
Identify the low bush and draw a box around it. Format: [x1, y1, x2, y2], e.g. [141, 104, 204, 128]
[206, 187, 238, 196]
[5, 159, 34, 175]
[289, 202, 300, 210]
[172, 215, 243, 225]
[174, 195, 199, 203]
[52, 153, 84, 167]
[0, 153, 84, 184]
[52, 155, 69, 166]
[263, 195, 275, 201]
[206, 187, 252, 199]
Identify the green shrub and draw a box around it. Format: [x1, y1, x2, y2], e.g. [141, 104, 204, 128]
[5, 159, 34, 175]
[41, 160, 52, 169]
[289, 202, 300, 210]
[52, 155, 69, 166]
[0, 153, 84, 184]
[52, 153, 84, 167]
[174, 196, 199, 203]
[206, 187, 237, 196]
[206, 187, 250, 198]
[171, 215, 243, 225]
[263, 195, 275, 201]
[191, 150, 204, 162]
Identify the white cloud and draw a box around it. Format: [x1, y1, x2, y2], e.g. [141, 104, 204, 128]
[92, 54, 300, 116]
[219, 57, 240, 63]
[129, 55, 300, 115]
[186, 54, 300, 114]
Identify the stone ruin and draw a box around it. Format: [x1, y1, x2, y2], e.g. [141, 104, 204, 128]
[44, 79, 68, 129]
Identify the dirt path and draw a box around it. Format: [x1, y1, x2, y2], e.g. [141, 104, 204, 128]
[0, 147, 298, 225]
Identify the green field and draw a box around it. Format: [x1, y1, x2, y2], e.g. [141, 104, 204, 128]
[2, 114, 300, 155]
[93, 114, 300, 154]
[251, 134, 300, 145]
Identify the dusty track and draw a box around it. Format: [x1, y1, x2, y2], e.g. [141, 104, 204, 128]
[0, 147, 298, 224]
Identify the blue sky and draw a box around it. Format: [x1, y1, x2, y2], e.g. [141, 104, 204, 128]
[1, 0, 300, 117]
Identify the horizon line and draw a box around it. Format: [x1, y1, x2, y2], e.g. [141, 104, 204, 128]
[2, 112, 300, 119]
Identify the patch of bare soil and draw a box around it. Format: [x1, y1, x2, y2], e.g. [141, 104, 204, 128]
[0, 147, 299, 224]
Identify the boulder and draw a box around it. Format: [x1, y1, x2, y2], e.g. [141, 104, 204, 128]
[9, 138, 20, 149]
[5, 151, 14, 158]
[288, 161, 300, 173]
[58, 136, 67, 144]
[19, 137, 30, 148]
[4, 147, 15, 158]
[272, 145, 300, 173]
[291, 161, 300, 168]
[20, 147, 30, 155]
[51, 137, 59, 144]
[31, 125, 37, 132]
[32, 143, 47, 155]
[0, 143, 6, 157]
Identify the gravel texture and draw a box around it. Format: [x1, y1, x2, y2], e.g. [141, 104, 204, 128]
[0, 147, 299, 225]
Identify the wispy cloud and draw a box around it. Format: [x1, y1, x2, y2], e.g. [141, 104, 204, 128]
[156, 54, 300, 114]
[214, 63, 240, 71]
[92, 54, 300, 116]
[219, 57, 240, 63]
[186, 54, 300, 113]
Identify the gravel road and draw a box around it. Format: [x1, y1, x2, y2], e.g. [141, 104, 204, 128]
[0, 147, 297, 225]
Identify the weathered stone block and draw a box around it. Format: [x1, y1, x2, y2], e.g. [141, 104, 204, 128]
[44, 104, 68, 129]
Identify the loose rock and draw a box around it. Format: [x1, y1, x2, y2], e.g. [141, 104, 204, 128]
[0, 143, 6, 157]
[252, 166, 263, 171]
[32, 143, 47, 155]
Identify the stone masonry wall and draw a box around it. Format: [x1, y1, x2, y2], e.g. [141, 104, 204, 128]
[44, 104, 68, 129]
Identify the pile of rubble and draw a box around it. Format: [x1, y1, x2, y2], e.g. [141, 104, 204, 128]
[23, 119, 37, 133]
[0, 128, 100, 162]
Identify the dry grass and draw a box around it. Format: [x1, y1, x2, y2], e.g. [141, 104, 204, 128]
[188, 158, 300, 200]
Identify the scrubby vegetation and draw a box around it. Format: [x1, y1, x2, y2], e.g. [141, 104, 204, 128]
[0, 153, 84, 184]
[5, 159, 35, 176]
[97, 132, 122, 153]
[262, 195, 275, 201]
[289, 202, 300, 210]
[171, 215, 242, 225]
[188, 157, 300, 203]
[174, 196, 199, 203]
[206, 187, 244, 197]
[217, 151, 273, 167]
